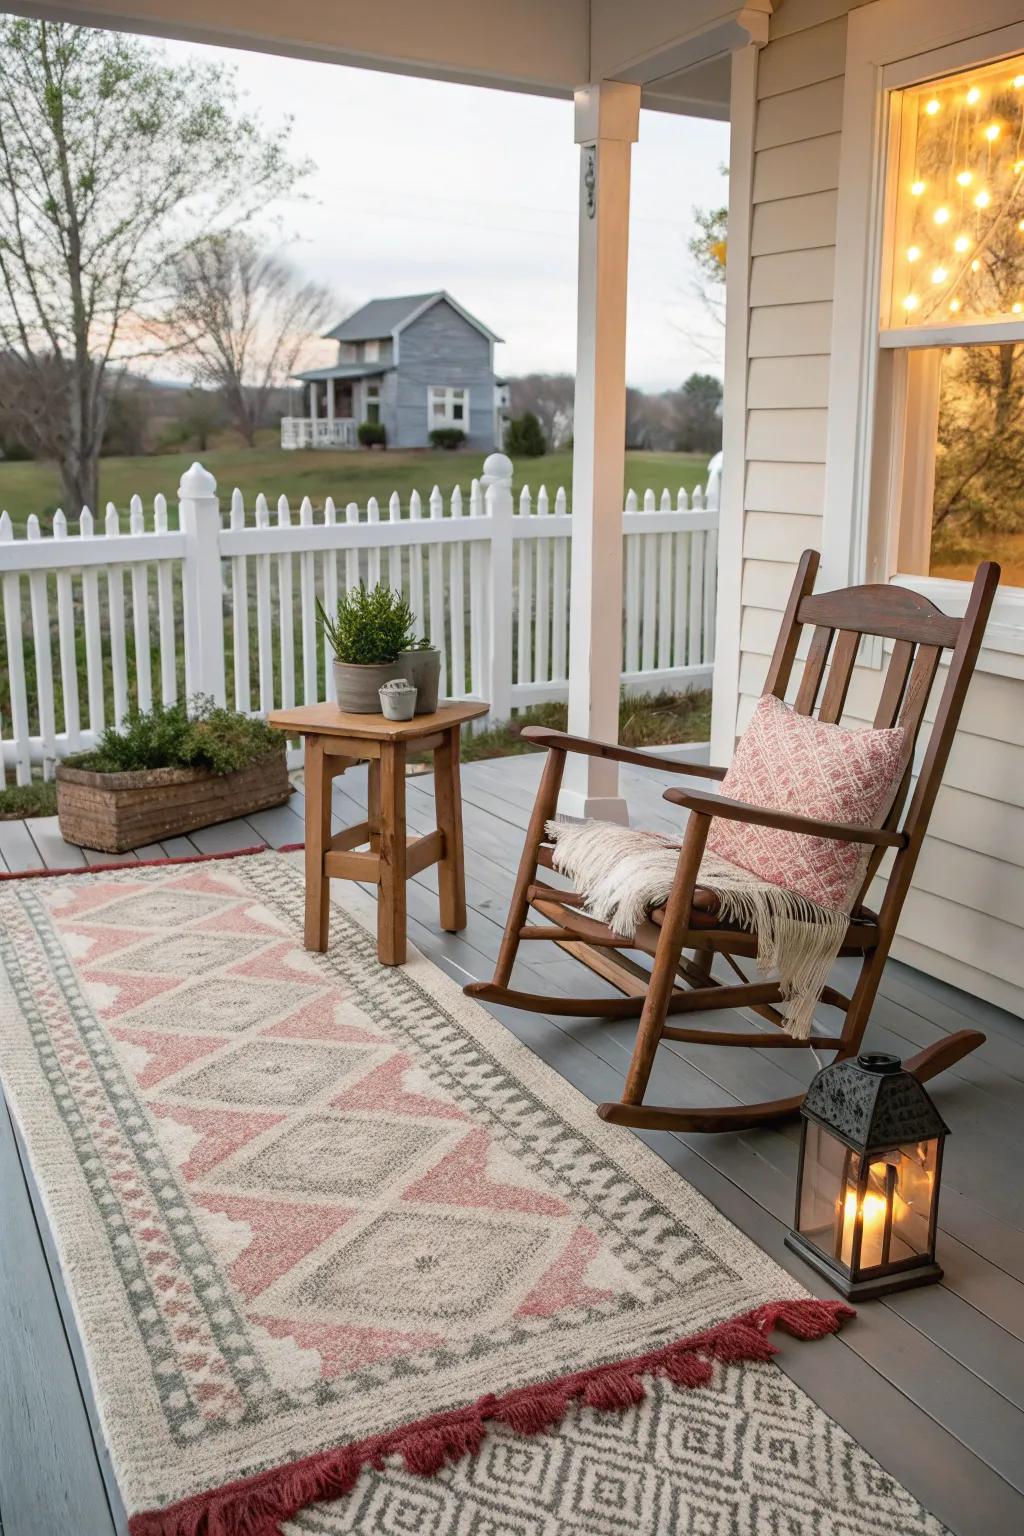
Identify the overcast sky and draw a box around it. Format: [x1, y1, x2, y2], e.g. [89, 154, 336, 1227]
[163, 39, 730, 394]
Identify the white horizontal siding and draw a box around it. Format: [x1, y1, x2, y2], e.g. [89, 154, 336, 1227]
[753, 133, 841, 202]
[745, 460, 827, 515]
[750, 248, 836, 306]
[746, 409, 828, 463]
[748, 355, 831, 409]
[748, 302, 833, 356]
[754, 76, 844, 150]
[751, 191, 838, 255]
[744, 511, 824, 562]
[756, 14, 847, 98]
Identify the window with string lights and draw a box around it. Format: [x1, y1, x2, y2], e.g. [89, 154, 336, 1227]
[879, 53, 1024, 590]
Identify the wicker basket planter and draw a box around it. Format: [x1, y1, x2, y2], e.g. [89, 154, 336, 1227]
[55, 748, 291, 854]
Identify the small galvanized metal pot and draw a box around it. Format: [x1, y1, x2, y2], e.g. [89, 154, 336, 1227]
[379, 678, 418, 721]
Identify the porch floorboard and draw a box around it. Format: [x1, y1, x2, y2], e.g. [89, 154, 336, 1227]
[1, 754, 1022, 1536]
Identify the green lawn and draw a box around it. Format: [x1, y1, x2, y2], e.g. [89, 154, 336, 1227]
[0, 440, 713, 532]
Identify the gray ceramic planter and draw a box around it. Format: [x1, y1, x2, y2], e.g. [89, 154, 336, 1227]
[333, 659, 404, 713]
[399, 647, 442, 714]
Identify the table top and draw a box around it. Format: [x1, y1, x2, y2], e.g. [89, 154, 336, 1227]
[268, 699, 490, 741]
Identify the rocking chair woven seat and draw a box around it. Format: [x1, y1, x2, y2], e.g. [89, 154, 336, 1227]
[465, 549, 1000, 1134]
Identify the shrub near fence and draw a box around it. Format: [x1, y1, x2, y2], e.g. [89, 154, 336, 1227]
[0, 452, 719, 782]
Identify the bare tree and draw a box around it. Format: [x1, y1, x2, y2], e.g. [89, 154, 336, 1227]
[507, 373, 576, 447]
[0, 19, 304, 511]
[169, 234, 335, 446]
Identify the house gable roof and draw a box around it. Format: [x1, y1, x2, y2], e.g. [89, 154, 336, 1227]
[326, 291, 502, 344]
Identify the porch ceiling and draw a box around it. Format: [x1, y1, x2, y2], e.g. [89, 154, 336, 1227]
[4, 0, 749, 116]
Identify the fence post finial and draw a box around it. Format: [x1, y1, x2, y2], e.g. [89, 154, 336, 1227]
[179, 460, 218, 499]
[481, 451, 513, 487]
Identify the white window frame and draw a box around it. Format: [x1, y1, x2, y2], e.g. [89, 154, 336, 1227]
[364, 381, 381, 424]
[427, 385, 469, 428]
[825, 0, 1024, 674]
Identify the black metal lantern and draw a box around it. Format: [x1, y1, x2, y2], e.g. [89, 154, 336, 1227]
[785, 1052, 947, 1300]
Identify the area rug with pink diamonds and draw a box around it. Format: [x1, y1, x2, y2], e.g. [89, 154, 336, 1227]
[0, 849, 934, 1536]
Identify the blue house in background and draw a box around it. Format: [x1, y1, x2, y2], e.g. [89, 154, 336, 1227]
[282, 292, 504, 451]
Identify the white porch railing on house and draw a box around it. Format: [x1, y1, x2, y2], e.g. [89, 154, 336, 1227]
[0, 453, 719, 782]
[281, 417, 358, 450]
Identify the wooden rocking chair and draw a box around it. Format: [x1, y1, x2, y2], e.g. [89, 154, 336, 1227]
[466, 550, 1001, 1133]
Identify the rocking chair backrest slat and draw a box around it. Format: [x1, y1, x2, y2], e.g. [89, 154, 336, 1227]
[854, 645, 942, 904]
[873, 639, 915, 727]
[794, 625, 835, 714]
[817, 630, 861, 723]
[764, 549, 820, 701]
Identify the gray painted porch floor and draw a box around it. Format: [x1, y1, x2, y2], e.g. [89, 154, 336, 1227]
[1, 753, 1022, 1536]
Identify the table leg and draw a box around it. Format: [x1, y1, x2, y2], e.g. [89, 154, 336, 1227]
[434, 725, 466, 932]
[304, 735, 332, 951]
[367, 758, 381, 852]
[377, 741, 407, 964]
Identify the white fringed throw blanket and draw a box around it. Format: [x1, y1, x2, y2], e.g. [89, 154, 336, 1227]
[545, 819, 851, 1039]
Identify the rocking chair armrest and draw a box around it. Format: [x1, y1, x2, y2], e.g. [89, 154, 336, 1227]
[519, 727, 728, 779]
[661, 786, 907, 849]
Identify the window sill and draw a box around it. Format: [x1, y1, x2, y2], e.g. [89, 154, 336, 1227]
[891, 573, 1024, 678]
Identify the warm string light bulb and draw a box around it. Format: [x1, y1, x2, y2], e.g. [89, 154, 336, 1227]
[954, 235, 971, 253]
[975, 190, 991, 208]
[1015, 75, 1024, 88]
[907, 245, 921, 262]
[956, 170, 973, 186]
[984, 123, 1001, 141]
[902, 293, 920, 311]
[950, 299, 962, 312]
[971, 259, 981, 272]
[966, 86, 981, 105]
[1014, 302, 1023, 314]
[911, 180, 926, 196]
[934, 206, 951, 224]
[925, 98, 941, 115]
[1016, 161, 1024, 175]
[931, 267, 948, 284]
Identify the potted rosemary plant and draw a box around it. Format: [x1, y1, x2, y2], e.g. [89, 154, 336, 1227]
[317, 582, 416, 713]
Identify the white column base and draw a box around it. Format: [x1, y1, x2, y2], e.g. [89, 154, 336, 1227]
[556, 787, 629, 824]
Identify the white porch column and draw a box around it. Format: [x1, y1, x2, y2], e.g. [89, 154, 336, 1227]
[559, 80, 640, 824]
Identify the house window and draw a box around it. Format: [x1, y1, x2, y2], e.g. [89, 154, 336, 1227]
[428, 385, 469, 427]
[881, 52, 1024, 588]
[364, 339, 381, 362]
[365, 383, 381, 425]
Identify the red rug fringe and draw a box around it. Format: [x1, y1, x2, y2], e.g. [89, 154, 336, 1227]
[128, 1296, 854, 1536]
[0, 844, 270, 882]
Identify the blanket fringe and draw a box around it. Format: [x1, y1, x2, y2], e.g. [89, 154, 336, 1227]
[546, 819, 852, 1040]
[128, 1297, 853, 1536]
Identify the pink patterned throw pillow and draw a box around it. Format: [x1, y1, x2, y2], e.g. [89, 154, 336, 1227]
[706, 695, 906, 913]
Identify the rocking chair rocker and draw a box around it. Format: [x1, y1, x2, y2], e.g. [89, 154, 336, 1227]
[465, 550, 1001, 1133]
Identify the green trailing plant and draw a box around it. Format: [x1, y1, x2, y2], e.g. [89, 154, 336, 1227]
[429, 427, 466, 450]
[316, 582, 416, 665]
[71, 697, 280, 775]
[407, 634, 437, 651]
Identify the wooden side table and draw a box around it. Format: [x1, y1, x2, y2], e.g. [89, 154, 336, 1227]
[268, 700, 489, 965]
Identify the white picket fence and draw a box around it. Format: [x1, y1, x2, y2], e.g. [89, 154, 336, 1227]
[0, 452, 719, 782]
